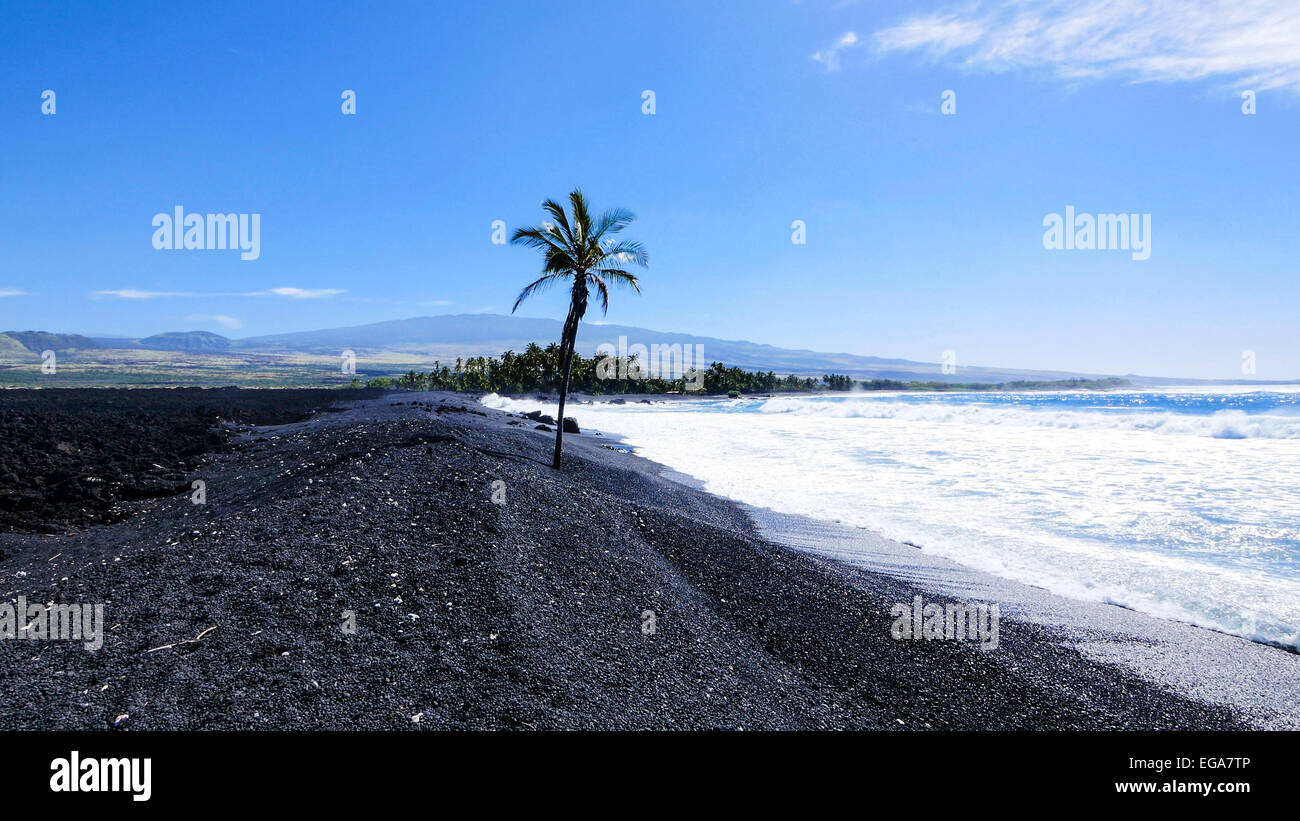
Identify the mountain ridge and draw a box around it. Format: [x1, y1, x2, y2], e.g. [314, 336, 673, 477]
[17, 314, 1300, 386]
[231, 314, 1089, 382]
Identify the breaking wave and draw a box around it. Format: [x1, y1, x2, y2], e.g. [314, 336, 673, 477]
[755, 397, 1300, 439]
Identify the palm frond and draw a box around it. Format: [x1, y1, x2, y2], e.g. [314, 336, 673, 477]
[512, 272, 562, 313]
[592, 207, 636, 241]
[591, 276, 611, 315]
[542, 246, 580, 275]
[591, 268, 641, 293]
[569, 189, 592, 245]
[540, 199, 576, 246]
[510, 226, 567, 255]
[598, 239, 648, 269]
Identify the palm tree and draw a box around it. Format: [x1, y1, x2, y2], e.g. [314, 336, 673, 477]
[511, 189, 647, 469]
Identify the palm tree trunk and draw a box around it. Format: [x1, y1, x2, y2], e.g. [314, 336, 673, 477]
[552, 310, 578, 470]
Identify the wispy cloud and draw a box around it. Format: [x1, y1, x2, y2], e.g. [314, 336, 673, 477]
[0, 289, 28, 298]
[95, 289, 194, 299]
[873, 0, 1300, 91]
[262, 287, 345, 299]
[186, 313, 243, 330]
[812, 31, 860, 72]
[93, 287, 346, 300]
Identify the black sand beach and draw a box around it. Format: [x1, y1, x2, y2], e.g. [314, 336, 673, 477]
[0, 389, 1284, 730]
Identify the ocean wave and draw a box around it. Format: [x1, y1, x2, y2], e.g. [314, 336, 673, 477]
[755, 398, 1300, 439]
[480, 390, 1300, 649]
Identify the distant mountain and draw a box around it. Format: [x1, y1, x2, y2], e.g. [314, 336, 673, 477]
[235, 314, 1108, 383]
[2, 330, 101, 353]
[10, 316, 1296, 385]
[238, 314, 563, 355]
[138, 331, 232, 352]
[0, 334, 34, 357]
[87, 337, 137, 348]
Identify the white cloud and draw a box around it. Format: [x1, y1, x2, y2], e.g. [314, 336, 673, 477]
[94, 287, 345, 300]
[877, 14, 986, 54]
[186, 313, 243, 330]
[262, 287, 345, 299]
[0, 289, 28, 297]
[95, 289, 192, 299]
[873, 0, 1300, 91]
[812, 31, 861, 71]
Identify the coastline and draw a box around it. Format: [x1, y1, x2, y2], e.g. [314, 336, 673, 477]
[745, 507, 1300, 729]
[551, 393, 1300, 729]
[0, 389, 1287, 729]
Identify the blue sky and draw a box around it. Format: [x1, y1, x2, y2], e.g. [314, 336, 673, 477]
[1, 0, 1297, 379]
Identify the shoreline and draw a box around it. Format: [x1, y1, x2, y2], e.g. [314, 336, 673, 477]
[744, 507, 1300, 728]
[522, 394, 1300, 728]
[0, 389, 1287, 729]
[506, 391, 1300, 651]
[491, 394, 1300, 657]
[500, 394, 1299, 728]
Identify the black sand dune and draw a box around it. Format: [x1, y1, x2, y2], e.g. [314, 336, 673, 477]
[0, 388, 381, 534]
[0, 390, 1248, 729]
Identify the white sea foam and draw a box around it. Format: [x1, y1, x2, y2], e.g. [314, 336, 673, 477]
[754, 396, 1300, 439]
[482, 391, 1300, 649]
